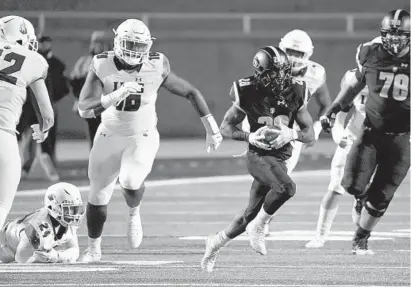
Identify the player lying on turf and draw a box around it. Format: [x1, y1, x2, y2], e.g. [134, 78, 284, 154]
[77, 19, 222, 262]
[305, 68, 369, 248]
[201, 46, 314, 272]
[0, 182, 84, 263]
[320, 9, 410, 255]
[244, 30, 331, 236]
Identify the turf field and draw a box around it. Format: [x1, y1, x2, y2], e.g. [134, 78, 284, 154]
[1, 168, 410, 287]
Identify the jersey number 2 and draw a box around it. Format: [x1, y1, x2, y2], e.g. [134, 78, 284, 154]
[378, 72, 409, 101]
[0, 49, 26, 85]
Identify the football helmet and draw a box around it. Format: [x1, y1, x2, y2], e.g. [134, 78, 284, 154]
[253, 46, 292, 95]
[380, 9, 410, 55]
[44, 182, 84, 227]
[113, 19, 154, 66]
[279, 29, 313, 74]
[0, 15, 38, 51]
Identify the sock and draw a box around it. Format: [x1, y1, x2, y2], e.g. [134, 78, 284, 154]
[355, 225, 371, 239]
[359, 203, 382, 231]
[253, 206, 272, 226]
[87, 203, 107, 238]
[88, 237, 102, 253]
[317, 205, 339, 238]
[213, 230, 230, 247]
[129, 205, 140, 216]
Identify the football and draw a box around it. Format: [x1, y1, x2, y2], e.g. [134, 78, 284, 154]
[262, 127, 281, 143]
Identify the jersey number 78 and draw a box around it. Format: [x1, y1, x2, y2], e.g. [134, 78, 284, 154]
[378, 72, 409, 101]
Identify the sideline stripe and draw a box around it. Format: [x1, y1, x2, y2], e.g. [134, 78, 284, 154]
[16, 170, 331, 197]
[0, 284, 408, 287]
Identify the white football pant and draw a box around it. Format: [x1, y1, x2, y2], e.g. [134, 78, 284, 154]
[88, 124, 160, 206]
[327, 145, 352, 195]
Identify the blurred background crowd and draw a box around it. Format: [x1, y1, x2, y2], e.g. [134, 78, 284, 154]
[1, 0, 409, 181]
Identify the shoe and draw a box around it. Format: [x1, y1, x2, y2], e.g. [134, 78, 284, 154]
[263, 222, 270, 237]
[305, 237, 325, 248]
[352, 198, 364, 226]
[128, 207, 143, 249]
[201, 235, 222, 273]
[246, 221, 267, 255]
[352, 234, 374, 255]
[78, 248, 102, 263]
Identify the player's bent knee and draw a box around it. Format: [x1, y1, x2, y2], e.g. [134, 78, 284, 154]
[119, 174, 146, 191]
[328, 181, 345, 195]
[364, 201, 386, 217]
[88, 188, 112, 206]
[281, 181, 296, 197]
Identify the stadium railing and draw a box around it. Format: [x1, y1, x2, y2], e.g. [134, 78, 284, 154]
[0, 11, 385, 39]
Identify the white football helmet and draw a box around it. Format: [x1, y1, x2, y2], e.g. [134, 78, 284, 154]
[279, 29, 314, 74]
[0, 15, 38, 51]
[44, 182, 84, 227]
[113, 19, 154, 66]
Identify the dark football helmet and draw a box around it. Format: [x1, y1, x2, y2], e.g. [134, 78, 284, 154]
[380, 9, 410, 55]
[252, 46, 292, 95]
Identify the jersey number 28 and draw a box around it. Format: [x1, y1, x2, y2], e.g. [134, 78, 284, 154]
[378, 72, 409, 101]
[0, 49, 26, 85]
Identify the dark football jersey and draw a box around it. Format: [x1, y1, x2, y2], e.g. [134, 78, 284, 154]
[229, 76, 307, 159]
[355, 37, 410, 133]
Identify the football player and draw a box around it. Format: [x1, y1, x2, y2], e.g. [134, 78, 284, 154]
[0, 16, 54, 230]
[77, 19, 222, 262]
[245, 30, 331, 235]
[321, 9, 410, 255]
[201, 46, 314, 272]
[0, 182, 84, 263]
[305, 68, 369, 248]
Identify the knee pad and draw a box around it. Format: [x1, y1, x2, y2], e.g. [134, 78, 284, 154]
[364, 201, 386, 217]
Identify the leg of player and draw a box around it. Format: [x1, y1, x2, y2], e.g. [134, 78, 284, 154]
[119, 129, 159, 249]
[306, 145, 350, 248]
[201, 180, 270, 272]
[0, 130, 22, 230]
[352, 132, 410, 255]
[261, 141, 303, 236]
[79, 126, 122, 263]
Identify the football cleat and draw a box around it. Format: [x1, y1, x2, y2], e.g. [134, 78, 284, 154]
[78, 248, 102, 263]
[352, 234, 374, 255]
[127, 207, 143, 249]
[305, 237, 326, 248]
[352, 198, 364, 226]
[201, 235, 222, 272]
[246, 221, 267, 255]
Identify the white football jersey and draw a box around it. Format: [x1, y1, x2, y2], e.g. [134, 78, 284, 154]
[0, 39, 48, 133]
[341, 69, 368, 141]
[294, 60, 326, 104]
[92, 51, 170, 136]
[1, 207, 76, 255]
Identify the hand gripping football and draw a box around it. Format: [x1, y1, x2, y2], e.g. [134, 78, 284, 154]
[262, 127, 281, 143]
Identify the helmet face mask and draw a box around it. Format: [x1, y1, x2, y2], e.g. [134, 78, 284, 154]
[44, 183, 85, 227]
[253, 47, 292, 95]
[113, 19, 154, 66]
[380, 10, 410, 55]
[279, 29, 313, 74]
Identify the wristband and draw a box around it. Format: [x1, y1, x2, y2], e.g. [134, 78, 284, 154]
[201, 114, 219, 134]
[101, 88, 125, 109]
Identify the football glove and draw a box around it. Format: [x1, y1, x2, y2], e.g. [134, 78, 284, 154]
[101, 82, 141, 109]
[320, 111, 337, 133]
[248, 126, 271, 150]
[271, 123, 298, 149]
[31, 124, 49, 143]
[27, 249, 59, 263]
[201, 114, 223, 153]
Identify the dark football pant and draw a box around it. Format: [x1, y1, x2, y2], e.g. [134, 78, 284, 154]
[342, 127, 410, 212]
[243, 151, 296, 221]
[86, 116, 101, 148]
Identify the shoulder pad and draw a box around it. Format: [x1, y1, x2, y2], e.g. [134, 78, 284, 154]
[95, 51, 109, 59]
[309, 61, 326, 83]
[29, 52, 49, 81]
[229, 77, 252, 104]
[291, 77, 304, 85]
[148, 52, 161, 60]
[25, 219, 52, 250]
[92, 51, 114, 78]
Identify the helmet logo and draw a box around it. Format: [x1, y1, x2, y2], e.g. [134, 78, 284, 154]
[253, 57, 260, 69]
[19, 22, 27, 35]
[48, 194, 54, 201]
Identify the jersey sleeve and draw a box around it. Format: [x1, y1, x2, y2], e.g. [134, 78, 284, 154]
[160, 53, 171, 80]
[29, 53, 48, 84]
[228, 80, 246, 113]
[25, 220, 53, 251]
[355, 43, 370, 83]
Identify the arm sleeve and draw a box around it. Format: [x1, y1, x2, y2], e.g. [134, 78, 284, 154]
[161, 54, 171, 80]
[355, 44, 367, 83]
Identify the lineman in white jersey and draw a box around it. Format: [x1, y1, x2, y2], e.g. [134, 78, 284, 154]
[245, 30, 331, 235]
[305, 69, 368, 248]
[78, 19, 222, 262]
[0, 16, 54, 230]
[0, 182, 84, 263]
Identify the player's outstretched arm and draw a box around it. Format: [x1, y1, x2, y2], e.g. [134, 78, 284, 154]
[321, 75, 365, 132]
[28, 79, 54, 133]
[161, 71, 222, 152]
[15, 232, 36, 263]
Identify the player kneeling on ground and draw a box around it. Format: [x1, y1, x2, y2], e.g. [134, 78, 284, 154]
[0, 182, 84, 263]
